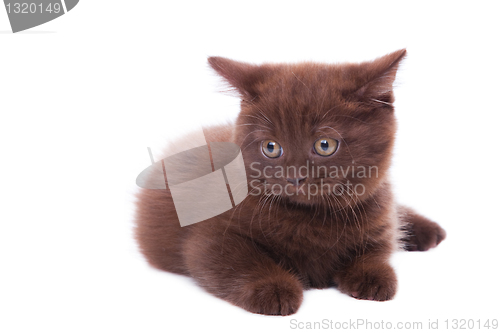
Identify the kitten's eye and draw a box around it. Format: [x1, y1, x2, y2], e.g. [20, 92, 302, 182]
[314, 138, 339, 156]
[261, 140, 283, 158]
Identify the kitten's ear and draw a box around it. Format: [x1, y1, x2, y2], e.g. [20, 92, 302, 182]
[354, 49, 406, 105]
[208, 57, 268, 99]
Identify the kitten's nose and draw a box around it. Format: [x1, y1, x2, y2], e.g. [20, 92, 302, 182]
[286, 177, 307, 186]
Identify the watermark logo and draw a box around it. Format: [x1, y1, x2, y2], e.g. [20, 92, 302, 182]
[247, 160, 377, 200]
[3, 0, 78, 33]
[136, 129, 248, 227]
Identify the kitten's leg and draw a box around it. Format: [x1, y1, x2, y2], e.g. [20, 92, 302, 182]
[398, 205, 446, 251]
[333, 251, 397, 301]
[184, 227, 303, 316]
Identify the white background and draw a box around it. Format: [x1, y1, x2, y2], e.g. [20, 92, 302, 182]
[1, 1, 499, 332]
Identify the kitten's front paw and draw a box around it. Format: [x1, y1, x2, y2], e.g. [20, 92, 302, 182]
[241, 274, 303, 316]
[335, 264, 397, 301]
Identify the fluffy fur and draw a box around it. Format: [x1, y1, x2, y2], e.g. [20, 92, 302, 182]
[135, 49, 446, 315]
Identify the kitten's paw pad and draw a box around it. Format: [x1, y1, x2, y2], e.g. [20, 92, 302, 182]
[337, 266, 397, 301]
[407, 221, 446, 252]
[243, 275, 303, 316]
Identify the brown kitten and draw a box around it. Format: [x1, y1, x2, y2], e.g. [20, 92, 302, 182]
[134, 49, 446, 315]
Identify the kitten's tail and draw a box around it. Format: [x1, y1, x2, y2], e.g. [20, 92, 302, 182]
[397, 205, 446, 251]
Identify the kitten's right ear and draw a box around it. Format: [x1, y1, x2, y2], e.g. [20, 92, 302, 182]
[208, 57, 267, 99]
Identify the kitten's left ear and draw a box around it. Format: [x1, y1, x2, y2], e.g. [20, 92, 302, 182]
[355, 49, 407, 105]
[208, 57, 270, 99]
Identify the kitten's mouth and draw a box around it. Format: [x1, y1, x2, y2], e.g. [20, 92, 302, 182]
[251, 178, 360, 208]
[258, 180, 309, 196]
[284, 183, 306, 194]
[249, 177, 363, 207]
[263, 180, 324, 200]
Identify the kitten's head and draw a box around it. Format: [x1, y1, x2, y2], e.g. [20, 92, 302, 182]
[209, 50, 405, 207]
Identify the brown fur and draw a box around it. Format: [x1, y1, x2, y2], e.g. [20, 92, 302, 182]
[134, 49, 446, 315]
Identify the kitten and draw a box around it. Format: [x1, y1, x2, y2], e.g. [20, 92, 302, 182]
[135, 49, 446, 315]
